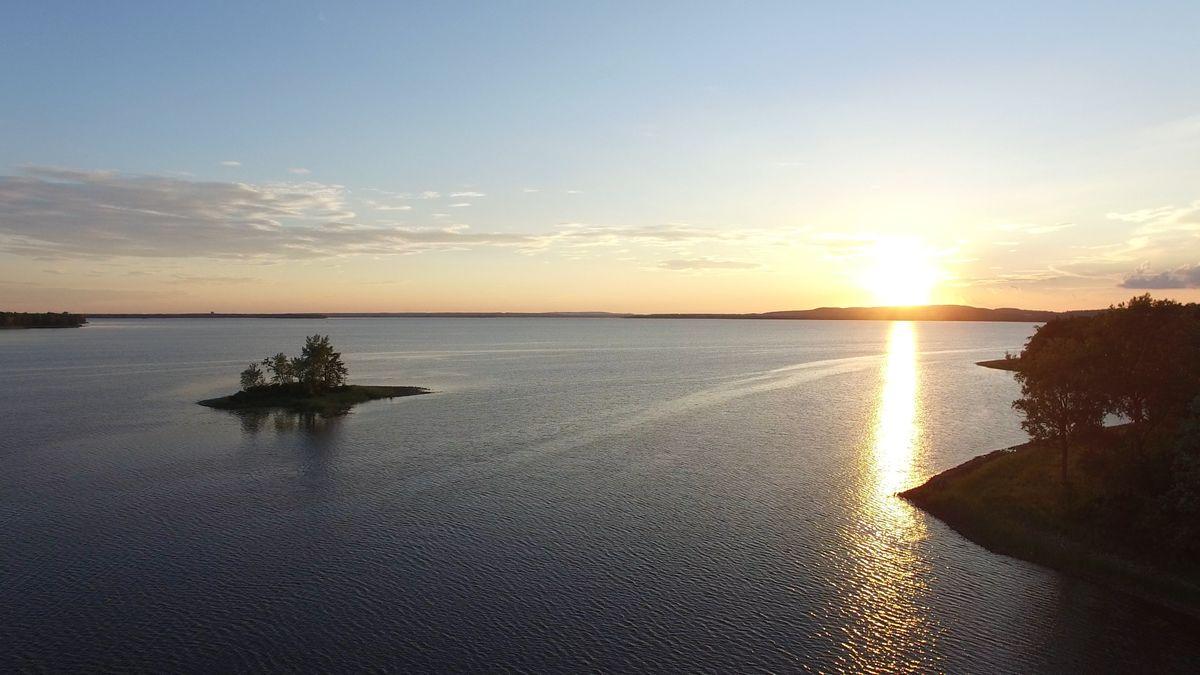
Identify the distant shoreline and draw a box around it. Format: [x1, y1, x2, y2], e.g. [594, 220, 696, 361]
[83, 304, 1098, 323]
[1, 312, 87, 329]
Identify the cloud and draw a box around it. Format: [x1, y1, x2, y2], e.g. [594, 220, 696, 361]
[522, 188, 539, 193]
[448, 202, 471, 208]
[550, 223, 747, 248]
[219, 160, 242, 167]
[1120, 262, 1200, 289]
[450, 191, 485, 198]
[991, 222, 1075, 235]
[658, 258, 760, 271]
[287, 167, 311, 175]
[366, 201, 412, 211]
[0, 167, 767, 262]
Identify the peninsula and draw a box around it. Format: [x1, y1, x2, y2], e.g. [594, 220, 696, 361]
[198, 334, 429, 416]
[903, 296, 1200, 616]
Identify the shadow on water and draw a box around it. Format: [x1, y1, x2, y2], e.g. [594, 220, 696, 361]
[233, 409, 345, 437]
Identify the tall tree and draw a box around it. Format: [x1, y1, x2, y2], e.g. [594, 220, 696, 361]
[296, 334, 348, 393]
[1012, 335, 1107, 485]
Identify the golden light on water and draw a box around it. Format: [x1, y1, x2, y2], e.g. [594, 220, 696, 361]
[873, 321, 920, 502]
[837, 321, 932, 666]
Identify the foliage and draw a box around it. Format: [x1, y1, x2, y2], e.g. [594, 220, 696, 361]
[235, 335, 348, 394]
[1012, 296, 1200, 485]
[261, 352, 295, 384]
[1154, 397, 1200, 554]
[1, 311, 86, 328]
[1093, 295, 1200, 426]
[1013, 335, 1107, 484]
[239, 362, 266, 391]
[296, 334, 348, 393]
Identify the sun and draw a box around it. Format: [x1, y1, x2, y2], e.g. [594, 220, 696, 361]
[860, 237, 939, 306]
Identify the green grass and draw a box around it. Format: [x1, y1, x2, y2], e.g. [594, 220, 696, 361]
[198, 383, 430, 415]
[901, 428, 1200, 618]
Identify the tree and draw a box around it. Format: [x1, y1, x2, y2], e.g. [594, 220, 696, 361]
[240, 362, 266, 391]
[1012, 335, 1107, 486]
[261, 352, 295, 384]
[1095, 295, 1200, 429]
[295, 334, 348, 392]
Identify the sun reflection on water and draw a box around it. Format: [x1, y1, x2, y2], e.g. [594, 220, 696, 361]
[833, 321, 937, 669]
[873, 321, 920, 506]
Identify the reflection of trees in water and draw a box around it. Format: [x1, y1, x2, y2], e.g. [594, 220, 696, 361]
[235, 409, 344, 436]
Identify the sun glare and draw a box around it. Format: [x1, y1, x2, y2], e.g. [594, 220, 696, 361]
[860, 237, 939, 306]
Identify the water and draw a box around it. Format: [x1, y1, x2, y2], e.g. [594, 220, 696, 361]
[2, 318, 1197, 671]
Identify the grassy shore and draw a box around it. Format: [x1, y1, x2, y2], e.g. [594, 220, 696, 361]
[199, 384, 430, 415]
[900, 428, 1200, 618]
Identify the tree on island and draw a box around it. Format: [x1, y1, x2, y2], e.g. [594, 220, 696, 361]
[262, 352, 295, 384]
[240, 362, 266, 390]
[239, 335, 348, 393]
[297, 334, 348, 393]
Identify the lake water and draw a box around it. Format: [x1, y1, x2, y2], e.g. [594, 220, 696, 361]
[3, 318, 1198, 671]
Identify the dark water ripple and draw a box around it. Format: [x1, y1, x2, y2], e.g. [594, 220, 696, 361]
[2, 319, 1198, 672]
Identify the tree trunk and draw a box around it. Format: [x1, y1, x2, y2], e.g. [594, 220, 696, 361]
[1060, 436, 1070, 487]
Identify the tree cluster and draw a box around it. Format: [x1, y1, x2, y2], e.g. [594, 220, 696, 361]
[1, 311, 86, 328]
[1012, 295, 1200, 552]
[239, 334, 349, 393]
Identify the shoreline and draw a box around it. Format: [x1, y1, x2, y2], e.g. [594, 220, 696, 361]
[975, 357, 1021, 371]
[199, 384, 430, 415]
[900, 439, 1200, 619]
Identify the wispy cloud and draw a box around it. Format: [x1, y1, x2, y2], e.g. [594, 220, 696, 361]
[450, 191, 485, 198]
[658, 258, 760, 271]
[287, 167, 311, 175]
[0, 167, 781, 263]
[219, 160, 241, 167]
[990, 222, 1076, 235]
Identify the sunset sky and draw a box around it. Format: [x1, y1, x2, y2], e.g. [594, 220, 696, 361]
[2, 2, 1199, 313]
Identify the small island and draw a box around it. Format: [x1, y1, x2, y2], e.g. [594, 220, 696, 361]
[2, 311, 87, 329]
[904, 295, 1200, 617]
[198, 334, 429, 415]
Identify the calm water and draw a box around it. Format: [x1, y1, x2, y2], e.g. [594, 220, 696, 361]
[2, 318, 1197, 671]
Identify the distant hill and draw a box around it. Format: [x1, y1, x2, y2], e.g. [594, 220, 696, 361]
[636, 304, 1099, 322]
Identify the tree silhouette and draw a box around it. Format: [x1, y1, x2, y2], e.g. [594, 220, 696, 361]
[1012, 335, 1106, 486]
[261, 352, 295, 384]
[296, 334, 348, 393]
[240, 362, 266, 391]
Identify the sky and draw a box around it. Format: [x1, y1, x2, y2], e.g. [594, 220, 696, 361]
[2, 1, 1199, 313]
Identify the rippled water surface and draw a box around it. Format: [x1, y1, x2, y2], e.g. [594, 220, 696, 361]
[3, 318, 1198, 671]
